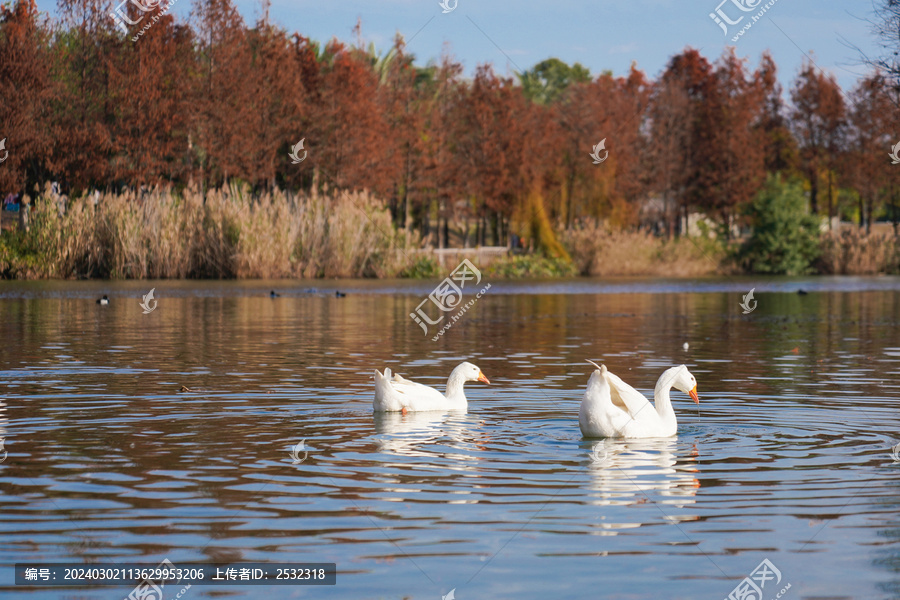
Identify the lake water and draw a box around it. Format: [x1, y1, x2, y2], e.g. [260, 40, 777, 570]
[1, 277, 899, 600]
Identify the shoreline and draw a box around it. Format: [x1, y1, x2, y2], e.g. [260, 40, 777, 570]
[2, 274, 898, 299]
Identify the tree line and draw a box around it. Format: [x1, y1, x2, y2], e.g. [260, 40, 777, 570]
[2, 0, 899, 251]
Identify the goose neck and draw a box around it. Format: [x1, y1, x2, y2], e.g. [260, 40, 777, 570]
[653, 375, 676, 418]
[445, 370, 467, 399]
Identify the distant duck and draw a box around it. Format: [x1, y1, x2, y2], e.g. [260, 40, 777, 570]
[270, 290, 280, 298]
[335, 291, 346, 298]
[797, 289, 808, 296]
[96, 295, 109, 305]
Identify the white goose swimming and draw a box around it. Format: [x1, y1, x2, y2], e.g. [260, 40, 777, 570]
[579, 361, 699, 438]
[374, 362, 490, 413]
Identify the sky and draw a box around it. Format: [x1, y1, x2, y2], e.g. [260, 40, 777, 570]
[39, 0, 887, 92]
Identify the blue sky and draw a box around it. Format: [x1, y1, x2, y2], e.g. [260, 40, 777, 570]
[41, 0, 884, 92]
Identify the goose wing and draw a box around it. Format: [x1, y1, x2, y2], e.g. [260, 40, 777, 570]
[580, 364, 633, 437]
[603, 368, 654, 421]
[388, 373, 447, 406]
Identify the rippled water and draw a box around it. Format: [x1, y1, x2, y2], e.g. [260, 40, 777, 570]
[2, 277, 900, 599]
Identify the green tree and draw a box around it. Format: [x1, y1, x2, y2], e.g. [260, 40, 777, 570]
[518, 58, 590, 105]
[742, 174, 821, 274]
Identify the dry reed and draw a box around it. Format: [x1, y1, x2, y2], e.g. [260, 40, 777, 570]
[818, 229, 899, 275]
[562, 221, 727, 277]
[3, 183, 415, 279]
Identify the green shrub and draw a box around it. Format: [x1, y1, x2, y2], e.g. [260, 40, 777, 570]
[742, 174, 821, 275]
[485, 254, 577, 278]
[400, 255, 439, 279]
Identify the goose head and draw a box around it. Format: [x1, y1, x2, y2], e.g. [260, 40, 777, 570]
[456, 362, 490, 385]
[668, 365, 699, 404]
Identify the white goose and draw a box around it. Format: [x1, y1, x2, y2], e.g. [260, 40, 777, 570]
[579, 360, 699, 439]
[374, 362, 490, 413]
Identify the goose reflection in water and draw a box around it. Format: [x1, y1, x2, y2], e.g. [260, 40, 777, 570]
[584, 437, 700, 532]
[372, 411, 489, 506]
[373, 411, 487, 460]
[0, 400, 7, 464]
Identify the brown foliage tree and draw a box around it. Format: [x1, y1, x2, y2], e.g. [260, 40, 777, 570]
[790, 59, 846, 220]
[191, 0, 256, 185]
[0, 0, 54, 192]
[108, 5, 193, 186]
[51, 0, 119, 191]
[846, 72, 896, 230]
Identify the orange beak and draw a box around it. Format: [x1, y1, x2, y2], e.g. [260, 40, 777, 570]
[689, 385, 699, 404]
[477, 371, 490, 385]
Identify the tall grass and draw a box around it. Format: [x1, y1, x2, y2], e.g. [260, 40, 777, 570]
[0, 183, 416, 279]
[818, 229, 899, 275]
[562, 221, 729, 277]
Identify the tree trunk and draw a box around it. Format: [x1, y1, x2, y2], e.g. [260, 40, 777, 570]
[809, 167, 819, 215]
[827, 170, 834, 230]
[859, 192, 865, 230]
[565, 168, 576, 230]
[463, 214, 470, 248]
[866, 194, 874, 234]
[404, 149, 412, 246]
[892, 180, 898, 235]
[19, 198, 30, 232]
[442, 209, 449, 249]
[664, 192, 672, 239]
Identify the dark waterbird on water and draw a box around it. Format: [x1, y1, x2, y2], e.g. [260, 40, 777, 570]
[96, 295, 109, 305]
[270, 290, 280, 298]
[335, 291, 346, 298]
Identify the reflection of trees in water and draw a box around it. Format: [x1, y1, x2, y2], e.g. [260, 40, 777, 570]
[5, 289, 900, 400]
[3, 288, 900, 569]
[0, 400, 6, 463]
[875, 493, 900, 598]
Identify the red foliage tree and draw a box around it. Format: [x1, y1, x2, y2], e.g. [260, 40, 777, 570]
[846, 72, 896, 230]
[191, 0, 256, 185]
[790, 60, 846, 221]
[0, 0, 54, 192]
[108, 5, 193, 186]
